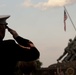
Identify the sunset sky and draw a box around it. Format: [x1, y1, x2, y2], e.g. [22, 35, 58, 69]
[0, 0, 76, 67]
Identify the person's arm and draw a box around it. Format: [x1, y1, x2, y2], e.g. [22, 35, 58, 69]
[6, 26, 30, 47]
[6, 26, 40, 61]
[6, 25, 19, 38]
[57, 50, 67, 62]
[6, 26, 38, 48]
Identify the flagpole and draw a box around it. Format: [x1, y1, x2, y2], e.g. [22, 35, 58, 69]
[64, 6, 76, 31]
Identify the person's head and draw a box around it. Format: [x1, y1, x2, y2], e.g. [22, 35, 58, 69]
[0, 15, 10, 40]
[69, 39, 72, 42]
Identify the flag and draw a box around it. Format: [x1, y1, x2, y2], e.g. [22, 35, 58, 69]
[64, 10, 67, 31]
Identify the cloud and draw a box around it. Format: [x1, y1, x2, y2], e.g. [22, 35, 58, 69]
[22, 0, 32, 7]
[22, 0, 76, 10]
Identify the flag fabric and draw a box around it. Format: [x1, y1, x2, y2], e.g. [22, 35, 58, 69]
[64, 10, 67, 31]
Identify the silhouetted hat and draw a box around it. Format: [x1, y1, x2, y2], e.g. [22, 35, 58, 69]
[0, 15, 10, 25]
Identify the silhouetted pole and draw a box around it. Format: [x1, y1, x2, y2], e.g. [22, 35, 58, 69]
[64, 6, 76, 31]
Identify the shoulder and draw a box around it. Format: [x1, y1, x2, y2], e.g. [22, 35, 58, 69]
[4, 39, 16, 44]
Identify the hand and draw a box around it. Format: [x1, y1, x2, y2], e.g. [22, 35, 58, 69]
[57, 59, 59, 62]
[6, 26, 19, 38]
[29, 43, 35, 47]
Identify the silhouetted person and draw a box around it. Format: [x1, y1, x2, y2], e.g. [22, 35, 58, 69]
[57, 39, 73, 63]
[0, 15, 40, 75]
[69, 36, 76, 61]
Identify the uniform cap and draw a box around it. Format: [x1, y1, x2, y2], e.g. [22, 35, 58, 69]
[0, 15, 10, 25]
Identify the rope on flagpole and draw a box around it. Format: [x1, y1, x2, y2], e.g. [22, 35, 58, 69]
[64, 6, 76, 31]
